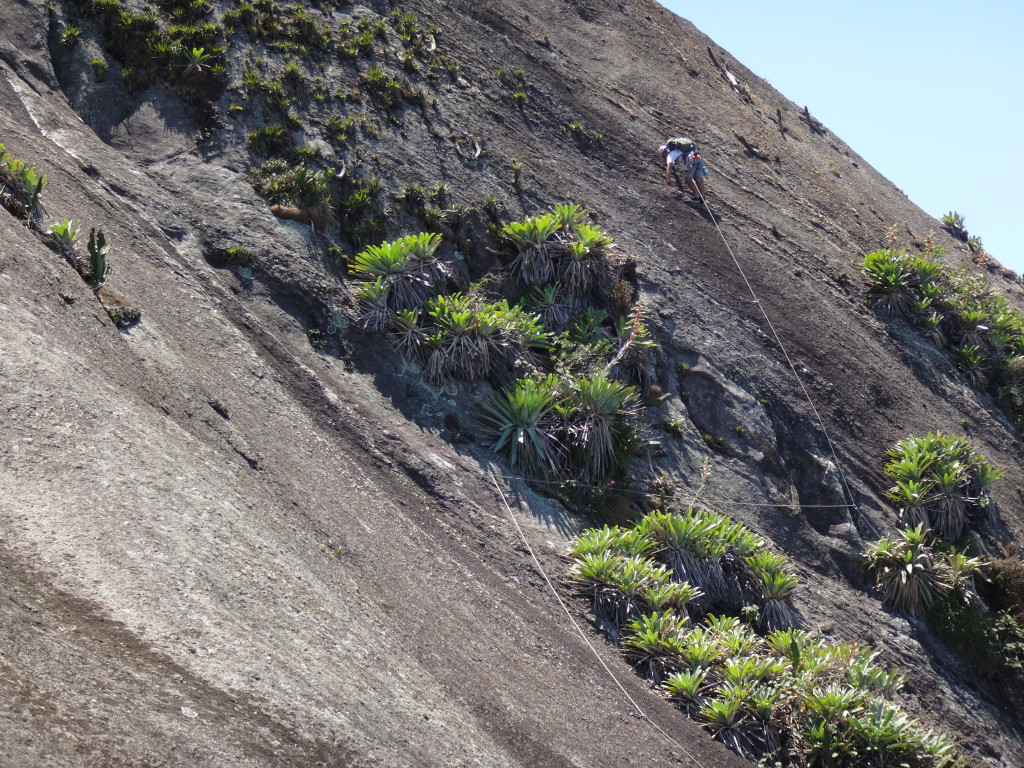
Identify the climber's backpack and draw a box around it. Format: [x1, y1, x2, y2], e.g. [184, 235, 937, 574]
[665, 137, 696, 154]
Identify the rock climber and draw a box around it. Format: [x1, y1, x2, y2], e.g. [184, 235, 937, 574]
[660, 136, 709, 202]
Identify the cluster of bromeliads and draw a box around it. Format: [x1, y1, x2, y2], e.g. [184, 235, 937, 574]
[346, 200, 1024, 764]
[860, 244, 1024, 431]
[349, 202, 654, 485]
[865, 433, 1023, 675]
[559, 428, 1024, 766]
[865, 433, 999, 617]
[566, 506, 962, 767]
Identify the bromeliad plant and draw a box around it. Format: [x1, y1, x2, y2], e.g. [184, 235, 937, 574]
[859, 245, 1024, 432]
[478, 370, 642, 481]
[0, 143, 47, 218]
[350, 233, 453, 327]
[568, 516, 962, 766]
[48, 218, 81, 252]
[478, 373, 564, 476]
[560, 372, 641, 483]
[865, 524, 947, 617]
[499, 203, 613, 301]
[864, 524, 987, 618]
[419, 294, 550, 385]
[884, 432, 1003, 540]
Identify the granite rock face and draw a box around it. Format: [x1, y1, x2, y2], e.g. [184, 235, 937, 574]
[1, 0, 1022, 765]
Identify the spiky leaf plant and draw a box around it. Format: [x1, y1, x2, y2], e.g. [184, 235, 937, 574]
[488, 300, 550, 382]
[745, 684, 787, 758]
[424, 294, 492, 382]
[355, 277, 394, 331]
[530, 283, 572, 333]
[846, 701, 921, 766]
[558, 239, 599, 300]
[865, 525, 946, 617]
[698, 693, 762, 761]
[643, 510, 710, 583]
[570, 551, 626, 633]
[567, 525, 622, 559]
[622, 610, 688, 682]
[643, 580, 703, 621]
[765, 627, 816, 673]
[937, 550, 987, 602]
[663, 668, 709, 715]
[47, 218, 81, 251]
[87, 227, 111, 289]
[605, 556, 671, 631]
[350, 233, 451, 315]
[930, 467, 970, 541]
[951, 342, 989, 387]
[755, 570, 800, 630]
[844, 650, 905, 697]
[550, 202, 585, 231]
[569, 525, 657, 560]
[919, 309, 948, 347]
[860, 249, 916, 315]
[709, 618, 769, 667]
[501, 213, 559, 285]
[561, 373, 641, 482]
[956, 307, 989, 347]
[478, 374, 563, 476]
[884, 433, 1003, 540]
[390, 309, 425, 358]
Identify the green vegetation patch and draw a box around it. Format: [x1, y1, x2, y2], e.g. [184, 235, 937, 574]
[568, 510, 962, 766]
[859, 247, 1024, 431]
[868, 435, 1024, 690]
[0, 143, 47, 220]
[348, 204, 654, 486]
[865, 523, 984, 618]
[883, 432, 1003, 541]
[248, 159, 330, 211]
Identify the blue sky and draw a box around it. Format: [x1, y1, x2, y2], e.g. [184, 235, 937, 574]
[662, 1, 1024, 274]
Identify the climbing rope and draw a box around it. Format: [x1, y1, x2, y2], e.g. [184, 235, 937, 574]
[488, 468, 705, 768]
[692, 188, 881, 540]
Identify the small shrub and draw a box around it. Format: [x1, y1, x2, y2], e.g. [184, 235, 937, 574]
[865, 525, 946, 617]
[47, 219, 81, 252]
[61, 25, 84, 48]
[90, 58, 109, 81]
[246, 125, 290, 156]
